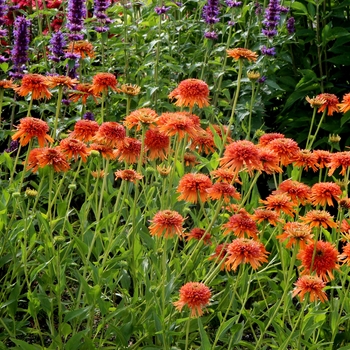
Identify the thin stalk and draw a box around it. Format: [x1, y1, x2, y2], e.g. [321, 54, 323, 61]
[52, 85, 63, 138]
[305, 107, 318, 149]
[307, 108, 327, 150]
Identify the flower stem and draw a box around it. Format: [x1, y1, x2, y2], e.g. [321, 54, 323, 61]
[52, 85, 63, 138]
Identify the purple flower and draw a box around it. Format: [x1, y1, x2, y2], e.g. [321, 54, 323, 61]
[48, 30, 66, 63]
[94, 0, 112, 32]
[67, 0, 87, 41]
[279, 5, 289, 13]
[0, 55, 8, 63]
[261, 45, 276, 56]
[10, 16, 31, 79]
[0, 28, 7, 37]
[287, 17, 295, 34]
[228, 20, 235, 26]
[0, 0, 8, 27]
[65, 52, 81, 60]
[83, 112, 95, 120]
[204, 30, 218, 40]
[258, 76, 267, 83]
[262, 0, 281, 38]
[62, 99, 71, 106]
[155, 5, 170, 14]
[5, 140, 19, 155]
[202, 0, 220, 24]
[226, 0, 242, 7]
[66, 60, 80, 79]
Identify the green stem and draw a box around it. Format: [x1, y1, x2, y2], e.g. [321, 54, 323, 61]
[307, 108, 327, 150]
[52, 86, 63, 138]
[305, 107, 317, 150]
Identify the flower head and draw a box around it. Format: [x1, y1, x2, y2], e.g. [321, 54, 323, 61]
[184, 153, 198, 167]
[70, 119, 99, 142]
[297, 240, 340, 281]
[59, 138, 89, 162]
[251, 209, 280, 226]
[123, 108, 158, 131]
[260, 193, 296, 217]
[117, 83, 141, 96]
[258, 132, 285, 146]
[115, 169, 143, 183]
[149, 210, 185, 238]
[206, 182, 241, 203]
[338, 93, 350, 113]
[266, 138, 299, 166]
[14, 74, 52, 100]
[277, 179, 311, 205]
[12, 117, 54, 147]
[0, 79, 16, 89]
[26, 148, 42, 172]
[177, 173, 212, 203]
[186, 228, 211, 245]
[310, 182, 342, 207]
[316, 93, 339, 116]
[46, 75, 78, 89]
[327, 151, 350, 176]
[190, 130, 216, 155]
[173, 282, 211, 318]
[144, 127, 170, 161]
[313, 150, 332, 169]
[222, 210, 258, 239]
[69, 83, 100, 104]
[210, 168, 238, 183]
[306, 95, 326, 109]
[292, 275, 328, 303]
[114, 137, 141, 164]
[169, 79, 210, 109]
[225, 238, 269, 271]
[300, 210, 337, 229]
[93, 122, 126, 147]
[209, 243, 230, 270]
[226, 48, 258, 62]
[91, 73, 117, 95]
[68, 40, 94, 58]
[292, 149, 318, 172]
[89, 143, 115, 159]
[276, 222, 313, 249]
[36, 147, 70, 172]
[258, 148, 283, 174]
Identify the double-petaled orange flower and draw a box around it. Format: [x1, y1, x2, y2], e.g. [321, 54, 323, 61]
[292, 275, 328, 303]
[251, 209, 280, 226]
[90, 73, 117, 95]
[206, 182, 241, 203]
[190, 130, 216, 155]
[68, 40, 95, 58]
[226, 48, 258, 62]
[258, 132, 285, 147]
[93, 122, 126, 148]
[177, 173, 212, 203]
[338, 93, 350, 113]
[70, 119, 100, 142]
[114, 169, 143, 183]
[300, 210, 337, 229]
[277, 179, 311, 205]
[327, 151, 350, 176]
[258, 148, 283, 174]
[292, 149, 318, 172]
[266, 137, 299, 166]
[35, 147, 70, 172]
[69, 83, 100, 104]
[114, 137, 141, 164]
[89, 143, 115, 159]
[59, 138, 89, 162]
[209, 243, 230, 270]
[185, 228, 212, 245]
[222, 210, 258, 239]
[310, 182, 342, 207]
[14, 74, 52, 100]
[276, 222, 313, 249]
[123, 108, 158, 131]
[46, 75, 78, 89]
[260, 193, 296, 217]
[316, 93, 339, 116]
[149, 210, 185, 238]
[144, 127, 170, 161]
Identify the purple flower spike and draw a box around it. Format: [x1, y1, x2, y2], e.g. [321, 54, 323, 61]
[49, 30, 66, 63]
[67, 0, 87, 41]
[94, 0, 112, 32]
[202, 0, 220, 24]
[0, 0, 8, 27]
[204, 30, 218, 40]
[155, 5, 170, 15]
[287, 17, 295, 34]
[226, 0, 242, 7]
[262, 0, 281, 38]
[261, 45, 276, 56]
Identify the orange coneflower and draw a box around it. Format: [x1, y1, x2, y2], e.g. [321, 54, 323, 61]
[186, 112, 201, 128]
[14, 74, 52, 100]
[173, 282, 211, 318]
[225, 238, 269, 271]
[26, 148, 43, 172]
[69, 83, 100, 104]
[115, 169, 143, 183]
[157, 112, 200, 140]
[206, 182, 241, 203]
[297, 240, 340, 281]
[276, 222, 314, 249]
[149, 209, 185, 238]
[184, 152, 198, 167]
[190, 130, 216, 155]
[59, 138, 89, 162]
[177, 173, 212, 203]
[220, 140, 262, 176]
[292, 149, 318, 172]
[338, 93, 350, 113]
[209, 243, 230, 270]
[0, 79, 17, 89]
[313, 149, 332, 169]
[226, 48, 258, 62]
[157, 165, 172, 177]
[316, 93, 339, 116]
[91, 169, 106, 178]
[339, 243, 350, 265]
[300, 210, 337, 229]
[117, 83, 141, 96]
[46, 75, 78, 89]
[12, 117, 54, 147]
[310, 182, 342, 207]
[144, 127, 170, 161]
[93, 122, 126, 148]
[36, 147, 70, 172]
[222, 210, 258, 239]
[185, 228, 212, 245]
[277, 179, 311, 205]
[68, 40, 95, 58]
[258, 132, 285, 147]
[339, 198, 350, 210]
[292, 275, 328, 303]
[266, 137, 300, 166]
[114, 137, 141, 164]
[260, 193, 296, 217]
[327, 151, 350, 176]
[90, 73, 118, 95]
[168, 79, 210, 109]
[305, 95, 326, 109]
[340, 219, 350, 235]
[210, 168, 237, 184]
[123, 108, 158, 131]
[89, 143, 115, 159]
[70, 119, 100, 142]
[258, 148, 283, 174]
[251, 209, 280, 226]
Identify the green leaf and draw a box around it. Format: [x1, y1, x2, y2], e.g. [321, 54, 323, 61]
[10, 339, 41, 350]
[64, 306, 91, 323]
[198, 318, 211, 349]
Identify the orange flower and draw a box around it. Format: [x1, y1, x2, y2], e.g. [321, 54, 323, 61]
[184, 152, 198, 167]
[190, 130, 216, 154]
[90, 73, 117, 95]
[258, 148, 283, 174]
[339, 243, 350, 265]
[260, 193, 296, 217]
[114, 137, 141, 164]
[168, 79, 210, 109]
[14, 74, 52, 100]
[59, 138, 89, 162]
[220, 140, 262, 176]
[327, 151, 350, 176]
[26, 148, 43, 172]
[0, 79, 17, 89]
[93, 122, 126, 148]
[306, 95, 326, 109]
[209, 243, 230, 270]
[266, 138, 299, 166]
[297, 240, 340, 281]
[177, 173, 212, 203]
[277, 179, 311, 205]
[144, 127, 170, 161]
[339, 198, 350, 210]
[68, 40, 95, 58]
[115, 169, 143, 183]
[222, 210, 258, 239]
[210, 168, 237, 183]
[89, 143, 115, 159]
[310, 182, 342, 207]
[157, 112, 200, 139]
[69, 83, 100, 104]
[292, 275, 328, 303]
[251, 209, 280, 226]
[36, 147, 70, 172]
[123, 108, 158, 131]
[185, 228, 211, 245]
[300, 210, 337, 229]
[258, 132, 285, 147]
[12, 117, 54, 147]
[276, 222, 313, 249]
[46, 75, 78, 89]
[292, 149, 318, 172]
[117, 83, 141, 96]
[173, 282, 211, 318]
[338, 93, 350, 113]
[226, 48, 258, 62]
[149, 210, 185, 238]
[91, 169, 106, 178]
[316, 93, 339, 116]
[313, 150, 332, 169]
[206, 183, 241, 203]
[70, 119, 100, 142]
[225, 238, 269, 271]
